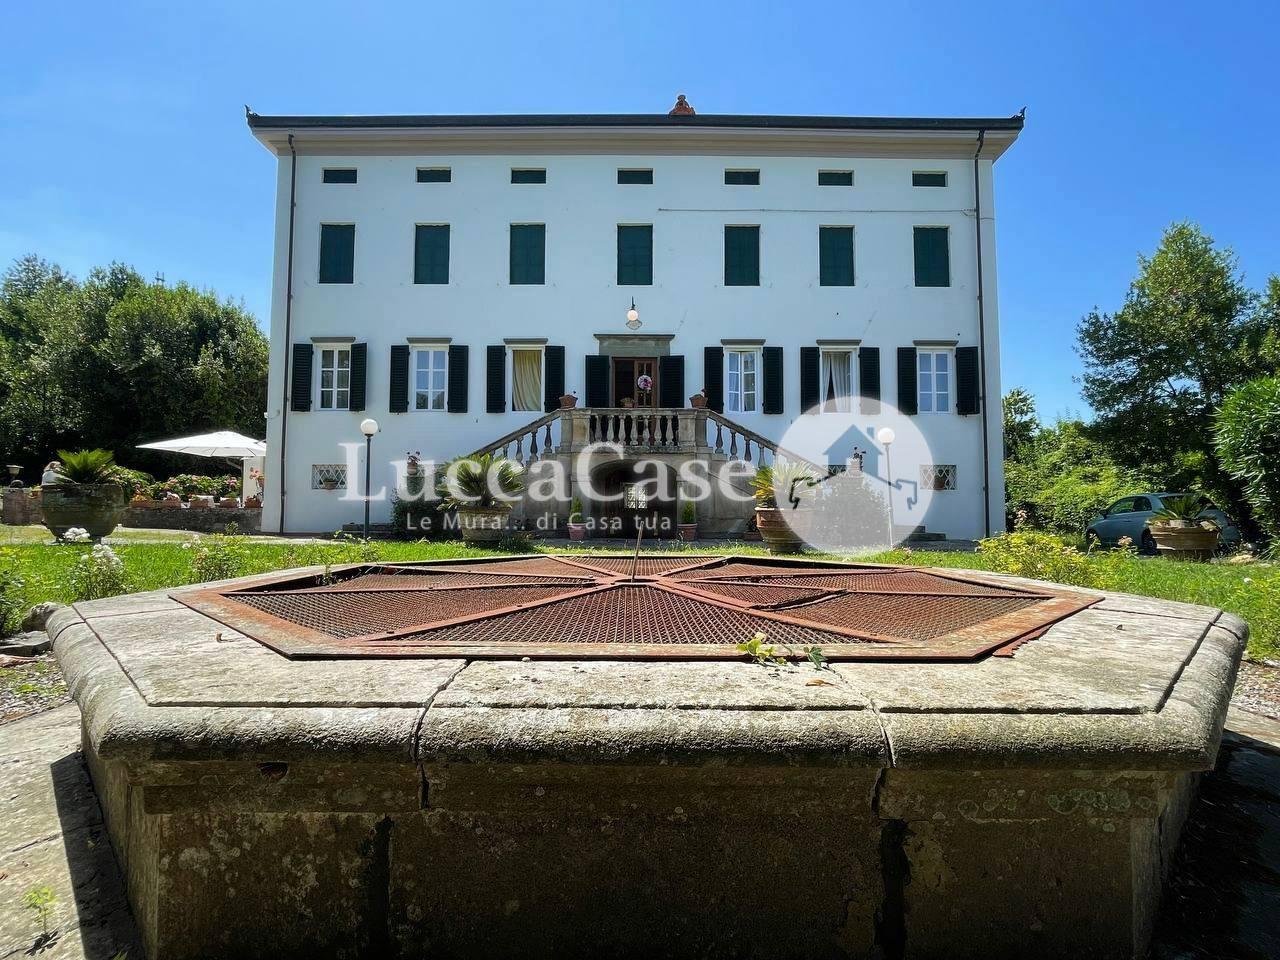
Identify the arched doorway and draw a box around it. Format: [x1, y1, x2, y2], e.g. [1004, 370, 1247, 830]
[589, 461, 677, 537]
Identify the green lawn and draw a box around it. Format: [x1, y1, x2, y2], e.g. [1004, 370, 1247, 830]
[2, 528, 1275, 661]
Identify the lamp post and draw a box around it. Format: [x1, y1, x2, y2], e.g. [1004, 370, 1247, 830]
[876, 427, 896, 546]
[359, 418, 379, 539]
[626, 299, 640, 329]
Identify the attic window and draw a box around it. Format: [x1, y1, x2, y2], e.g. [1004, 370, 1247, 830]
[512, 168, 547, 184]
[618, 169, 653, 184]
[819, 170, 854, 186]
[912, 171, 947, 187]
[323, 168, 357, 184]
[417, 167, 451, 183]
[725, 170, 760, 185]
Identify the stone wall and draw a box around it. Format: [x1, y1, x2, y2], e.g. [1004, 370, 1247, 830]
[1, 487, 41, 525]
[119, 505, 261, 534]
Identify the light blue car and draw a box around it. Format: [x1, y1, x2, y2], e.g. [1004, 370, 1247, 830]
[1085, 493, 1240, 554]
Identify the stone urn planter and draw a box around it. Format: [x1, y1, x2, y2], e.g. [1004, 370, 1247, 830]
[689, 393, 707, 409]
[457, 506, 510, 544]
[755, 506, 804, 554]
[559, 394, 578, 409]
[1149, 520, 1220, 561]
[41, 483, 128, 540]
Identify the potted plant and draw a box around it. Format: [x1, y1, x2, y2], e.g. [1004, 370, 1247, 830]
[437, 452, 525, 544]
[750, 461, 817, 554]
[40, 449, 129, 540]
[560, 391, 578, 410]
[690, 388, 708, 409]
[1147, 494, 1220, 560]
[567, 496, 587, 541]
[320, 478, 339, 492]
[678, 499, 699, 542]
[217, 496, 239, 509]
[621, 397, 635, 409]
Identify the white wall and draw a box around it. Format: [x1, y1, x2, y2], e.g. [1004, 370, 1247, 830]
[261, 150, 1003, 539]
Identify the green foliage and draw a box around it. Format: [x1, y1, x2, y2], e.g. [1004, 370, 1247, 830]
[148, 474, 239, 500]
[737, 631, 788, 666]
[680, 499, 696, 524]
[801, 645, 829, 670]
[1002, 387, 1039, 459]
[0, 547, 26, 637]
[569, 496, 584, 523]
[751, 461, 817, 509]
[1216, 376, 1280, 542]
[978, 529, 1137, 591]
[55, 448, 119, 484]
[1004, 421, 1154, 534]
[0, 256, 267, 478]
[67, 544, 128, 600]
[1150, 494, 1214, 524]
[21, 885, 57, 936]
[1076, 222, 1280, 510]
[111, 467, 153, 497]
[437, 453, 524, 510]
[186, 532, 252, 583]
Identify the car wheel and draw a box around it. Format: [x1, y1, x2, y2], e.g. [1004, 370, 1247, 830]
[1140, 530, 1156, 556]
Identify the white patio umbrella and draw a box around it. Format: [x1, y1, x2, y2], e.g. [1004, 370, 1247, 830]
[137, 431, 266, 458]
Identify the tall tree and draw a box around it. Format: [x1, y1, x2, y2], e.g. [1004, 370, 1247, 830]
[1002, 388, 1039, 460]
[1077, 222, 1279, 507]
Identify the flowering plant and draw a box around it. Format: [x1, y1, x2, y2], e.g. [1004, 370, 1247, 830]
[636, 374, 653, 392]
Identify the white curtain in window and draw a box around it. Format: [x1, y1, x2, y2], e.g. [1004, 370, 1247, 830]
[821, 351, 852, 413]
[512, 350, 542, 412]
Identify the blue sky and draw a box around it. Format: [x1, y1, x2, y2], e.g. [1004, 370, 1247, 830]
[2, 0, 1277, 420]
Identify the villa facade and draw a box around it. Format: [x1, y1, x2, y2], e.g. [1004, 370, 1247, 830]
[248, 99, 1021, 538]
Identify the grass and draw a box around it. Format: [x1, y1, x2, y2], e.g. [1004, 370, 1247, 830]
[1, 527, 1275, 661]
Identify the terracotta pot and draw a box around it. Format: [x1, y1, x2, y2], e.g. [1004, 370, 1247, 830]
[158, 498, 181, 509]
[189, 496, 213, 509]
[568, 522, 587, 542]
[678, 523, 699, 542]
[754, 506, 805, 554]
[41, 483, 128, 539]
[621, 398, 635, 409]
[689, 395, 707, 409]
[1149, 522, 1219, 561]
[243, 497, 263, 509]
[560, 394, 578, 409]
[217, 497, 239, 509]
[457, 506, 510, 543]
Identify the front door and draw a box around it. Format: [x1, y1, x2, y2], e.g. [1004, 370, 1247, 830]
[612, 357, 658, 407]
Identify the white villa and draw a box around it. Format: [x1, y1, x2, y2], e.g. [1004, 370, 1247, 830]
[247, 97, 1021, 539]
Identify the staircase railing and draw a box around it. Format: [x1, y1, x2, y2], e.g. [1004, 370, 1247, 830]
[582, 407, 689, 450]
[466, 411, 562, 464]
[704, 410, 823, 471]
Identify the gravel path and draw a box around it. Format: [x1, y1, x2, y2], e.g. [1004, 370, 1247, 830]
[0, 655, 71, 725]
[1232, 659, 1280, 720]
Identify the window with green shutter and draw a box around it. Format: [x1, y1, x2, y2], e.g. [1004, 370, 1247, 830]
[913, 227, 950, 287]
[511, 168, 546, 184]
[510, 224, 545, 285]
[319, 224, 355, 284]
[417, 167, 451, 183]
[617, 169, 653, 184]
[818, 170, 854, 186]
[724, 226, 760, 286]
[912, 171, 947, 187]
[414, 225, 450, 284]
[819, 227, 855, 286]
[617, 225, 653, 286]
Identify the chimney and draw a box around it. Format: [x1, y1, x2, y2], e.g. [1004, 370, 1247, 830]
[668, 94, 696, 116]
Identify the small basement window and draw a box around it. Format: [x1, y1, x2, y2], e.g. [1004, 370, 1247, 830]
[920, 464, 958, 491]
[311, 464, 348, 490]
[912, 171, 947, 187]
[417, 167, 451, 183]
[725, 169, 760, 185]
[818, 170, 854, 186]
[511, 168, 547, 184]
[323, 168, 357, 184]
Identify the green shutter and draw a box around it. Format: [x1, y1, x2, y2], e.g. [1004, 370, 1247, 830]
[956, 346, 981, 415]
[897, 348, 918, 415]
[703, 346, 724, 413]
[290, 343, 313, 412]
[617, 225, 653, 285]
[348, 342, 367, 412]
[584, 355, 610, 407]
[913, 227, 950, 287]
[389, 345, 410, 413]
[858, 348, 881, 414]
[486, 345, 507, 412]
[658, 355, 685, 407]
[447, 345, 468, 413]
[544, 345, 566, 412]
[414, 225, 450, 284]
[819, 227, 855, 286]
[800, 347, 819, 413]
[510, 225, 545, 285]
[724, 226, 759, 286]
[762, 346, 784, 414]
[319, 224, 354, 284]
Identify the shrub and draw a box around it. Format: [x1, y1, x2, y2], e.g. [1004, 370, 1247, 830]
[55, 449, 120, 484]
[0, 548, 26, 637]
[154, 474, 241, 500]
[977, 529, 1137, 590]
[68, 544, 128, 600]
[1216, 376, 1280, 542]
[186, 532, 251, 583]
[437, 453, 524, 510]
[111, 467, 154, 497]
[751, 461, 818, 509]
[681, 499, 696, 525]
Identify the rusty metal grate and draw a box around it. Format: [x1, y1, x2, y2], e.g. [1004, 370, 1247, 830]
[174, 554, 1098, 662]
